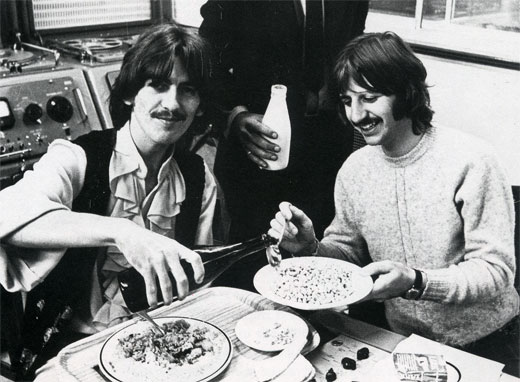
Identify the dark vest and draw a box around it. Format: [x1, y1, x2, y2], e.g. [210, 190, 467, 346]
[15, 129, 205, 376]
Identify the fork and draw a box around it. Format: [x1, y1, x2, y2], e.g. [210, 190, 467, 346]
[135, 310, 166, 336]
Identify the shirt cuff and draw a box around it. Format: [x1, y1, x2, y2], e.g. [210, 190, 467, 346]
[420, 269, 451, 301]
[225, 105, 249, 138]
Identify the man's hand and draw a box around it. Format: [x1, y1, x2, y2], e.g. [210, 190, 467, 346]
[269, 202, 317, 255]
[115, 220, 205, 308]
[362, 260, 416, 301]
[233, 112, 280, 168]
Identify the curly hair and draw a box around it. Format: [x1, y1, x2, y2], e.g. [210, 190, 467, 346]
[109, 22, 213, 130]
[334, 31, 433, 134]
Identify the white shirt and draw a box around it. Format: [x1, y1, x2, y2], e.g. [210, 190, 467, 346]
[0, 124, 217, 330]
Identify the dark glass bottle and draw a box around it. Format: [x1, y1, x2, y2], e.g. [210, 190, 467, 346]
[118, 234, 278, 312]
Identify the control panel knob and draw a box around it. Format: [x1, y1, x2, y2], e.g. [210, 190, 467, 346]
[23, 103, 43, 125]
[46, 96, 73, 123]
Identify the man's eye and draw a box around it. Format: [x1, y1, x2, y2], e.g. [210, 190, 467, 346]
[178, 85, 198, 97]
[149, 80, 170, 92]
[362, 95, 378, 103]
[340, 96, 351, 107]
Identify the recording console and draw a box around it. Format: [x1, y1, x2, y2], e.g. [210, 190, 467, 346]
[0, 35, 127, 188]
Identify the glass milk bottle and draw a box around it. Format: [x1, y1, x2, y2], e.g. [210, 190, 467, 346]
[262, 84, 291, 171]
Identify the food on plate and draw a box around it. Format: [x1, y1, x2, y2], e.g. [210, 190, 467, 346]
[118, 319, 215, 369]
[99, 317, 232, 382]
[261, 321, 294, 347]
[234, 310, 308, 352]
[274, 263, 354, 305]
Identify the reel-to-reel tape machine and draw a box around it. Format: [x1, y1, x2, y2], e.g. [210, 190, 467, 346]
[47, 35, 138, 64]
[0, 0, 159, 189]
[0, 34, 131, 188]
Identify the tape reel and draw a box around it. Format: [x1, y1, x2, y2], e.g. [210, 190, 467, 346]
[62, 38, 123, 51]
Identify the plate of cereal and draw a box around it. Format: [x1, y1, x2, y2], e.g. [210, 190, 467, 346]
[98, 317, 232, 382]
[235, 310, 308, 352]
[254, 257, 373, 310]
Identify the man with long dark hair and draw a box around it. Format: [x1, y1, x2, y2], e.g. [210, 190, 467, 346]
[0, 22, 216, 378]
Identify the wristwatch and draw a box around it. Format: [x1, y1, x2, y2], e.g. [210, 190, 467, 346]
[402, 269, 427, 300]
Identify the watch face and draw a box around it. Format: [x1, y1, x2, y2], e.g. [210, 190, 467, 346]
[404, 288, 421, 300]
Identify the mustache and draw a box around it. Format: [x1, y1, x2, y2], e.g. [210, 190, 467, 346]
[150, 107, 186, 122]
[352, 117, 380, 129]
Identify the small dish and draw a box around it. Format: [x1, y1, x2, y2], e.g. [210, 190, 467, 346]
[235, 310, 308, 352]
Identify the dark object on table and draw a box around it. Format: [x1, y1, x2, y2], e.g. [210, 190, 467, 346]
[357, 346, 369, 360]
[325, 367, 337, 381]
[341, 356, 357, 370]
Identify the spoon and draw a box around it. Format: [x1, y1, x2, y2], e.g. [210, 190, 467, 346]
[266, 220, 286, 267]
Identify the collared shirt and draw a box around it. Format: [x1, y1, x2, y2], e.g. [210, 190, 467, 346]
[102, 122, 215, 274]
[0, 123, 217, 331]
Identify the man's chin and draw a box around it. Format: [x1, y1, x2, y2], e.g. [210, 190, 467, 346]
[362, 135, 381, 146]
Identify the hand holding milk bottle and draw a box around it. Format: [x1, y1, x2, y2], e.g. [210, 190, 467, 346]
[262, 85, 291, 171]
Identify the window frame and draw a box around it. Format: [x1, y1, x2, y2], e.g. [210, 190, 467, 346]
[366, 0, 520, 70]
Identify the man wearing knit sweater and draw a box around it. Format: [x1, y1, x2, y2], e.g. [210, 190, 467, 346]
[270, 32, 519, 374]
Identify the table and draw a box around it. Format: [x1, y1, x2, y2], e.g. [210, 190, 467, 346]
[34, 287, 518, 382]
[304, 309, 519, 382]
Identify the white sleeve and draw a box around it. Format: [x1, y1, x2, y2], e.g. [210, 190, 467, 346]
[193, 161, 217, 245]
[0, 139, 87, 292]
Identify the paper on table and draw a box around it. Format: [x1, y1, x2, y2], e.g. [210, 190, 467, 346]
[234, 355, 315, 382]
[365, 334, 504, 382]
[272, 355, 315, 382]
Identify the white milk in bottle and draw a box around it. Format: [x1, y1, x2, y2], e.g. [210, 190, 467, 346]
[262, 84, 291, 171]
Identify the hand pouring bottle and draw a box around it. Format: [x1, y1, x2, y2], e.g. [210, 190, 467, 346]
[262, 84, 291, 170]
[118, 234, 278, 312]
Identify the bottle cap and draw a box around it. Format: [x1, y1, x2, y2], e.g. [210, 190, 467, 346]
[271, 84, 287, 96]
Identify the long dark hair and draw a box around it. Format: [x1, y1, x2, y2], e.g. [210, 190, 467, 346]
[334, 31, 433, 134]
[109, 22, 213, 130]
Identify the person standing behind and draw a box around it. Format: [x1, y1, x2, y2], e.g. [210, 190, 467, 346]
[270, 32, 519, 375]
[199, 0, 369, 291]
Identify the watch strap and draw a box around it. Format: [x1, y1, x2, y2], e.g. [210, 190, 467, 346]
[403, 268, 426, 300]
[412, 268, 423, 289]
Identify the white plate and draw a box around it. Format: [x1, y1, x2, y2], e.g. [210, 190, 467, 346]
[254, 257, 373, 310]
[98, 316, 232, 382]
[235, 310, 308, 352]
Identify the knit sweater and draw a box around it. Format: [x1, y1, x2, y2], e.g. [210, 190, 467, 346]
[319, 125, 519, 346]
